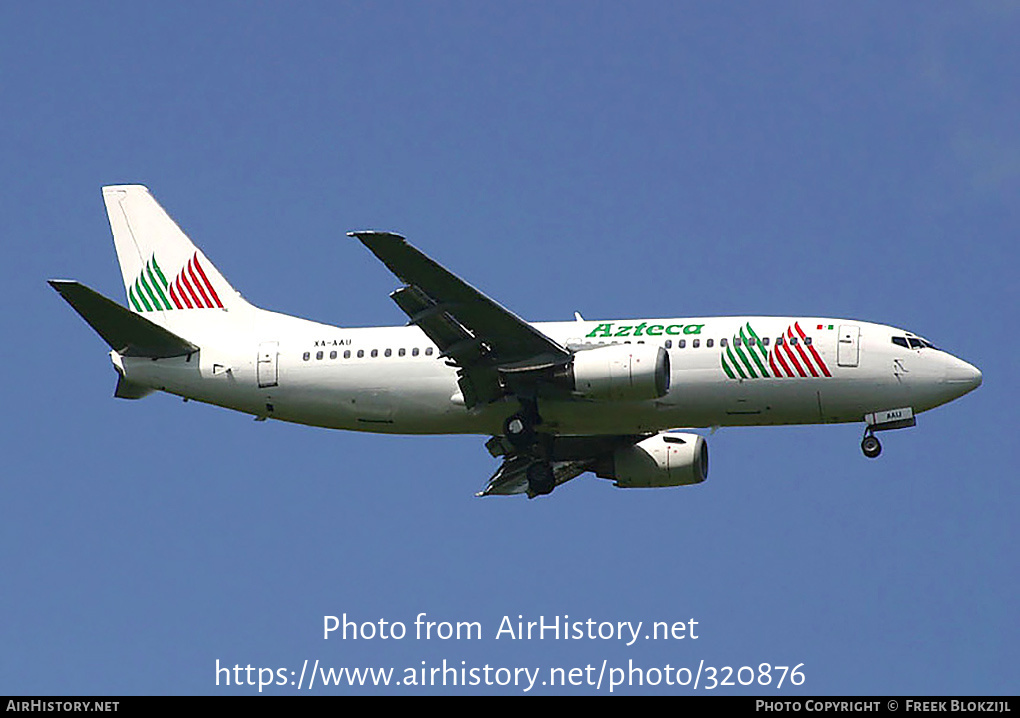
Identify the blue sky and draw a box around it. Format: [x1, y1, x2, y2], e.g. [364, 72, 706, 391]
[2, 2, 1016, 695]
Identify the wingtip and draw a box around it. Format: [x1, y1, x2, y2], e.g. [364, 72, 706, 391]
[102, 184, 150, 194]
[348, 230, 406, 242]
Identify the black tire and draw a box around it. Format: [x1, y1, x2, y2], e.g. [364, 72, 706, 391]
[861, 434, 882, 459]
[527, 462, 556, 496]
[504, 413, 528, 437]
[504, 413, 535, 450]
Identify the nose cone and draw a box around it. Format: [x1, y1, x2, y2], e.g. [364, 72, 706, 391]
[943, 355, 982, 397]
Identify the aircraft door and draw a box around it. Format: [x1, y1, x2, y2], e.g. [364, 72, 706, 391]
[257, 341, 279, 388]
[837, 325, 860, 367]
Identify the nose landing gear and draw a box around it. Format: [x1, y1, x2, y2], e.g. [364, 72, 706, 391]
[860, 407, 914, 459]
[861, 430, 882, 459]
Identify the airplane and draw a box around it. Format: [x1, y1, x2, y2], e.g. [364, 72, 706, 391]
[50, 185, 983, 498]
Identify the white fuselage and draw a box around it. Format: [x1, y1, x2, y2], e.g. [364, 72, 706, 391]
[117, 306, 981, 437]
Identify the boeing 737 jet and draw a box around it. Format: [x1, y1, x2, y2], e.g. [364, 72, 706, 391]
[51, 186, 982, 497]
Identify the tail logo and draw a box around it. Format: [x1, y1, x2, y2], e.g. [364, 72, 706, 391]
[128, 253, 223, 312]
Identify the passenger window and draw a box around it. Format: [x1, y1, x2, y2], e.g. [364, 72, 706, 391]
[329, 350, 337, 359]
[344, 350, 351, 359]
[665, 340, 672, 349]
[721, 338, 728, 347]
[425, 347, 434, 356]
[302, 352, 310, 361]
[804, 337, 812, 346]
[776, 336, 784, 345]
[399, 348, 406, 357]
[733, 337, 741, 347]
[706, 339, 714, 348]
[371, 349, 378, 358]
[692, 339, 700, 348]
[384, 348, 392, 357]
[747, 337, 756, 346]
[763, 337, 770, 346]
[412, 347, 420, 357]
[679, 339, 686, 349]
[357, 350, 364, 358]
[790, 337, 798, 346]
[316, 351, 323, 360]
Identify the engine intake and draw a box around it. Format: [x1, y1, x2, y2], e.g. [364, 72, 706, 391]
[597, 433, 708, 488]
[570, 344, 670, 401]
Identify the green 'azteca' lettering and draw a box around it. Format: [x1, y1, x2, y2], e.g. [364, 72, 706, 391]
[586, 321, 702, 338]
[586, 323, 614, 338]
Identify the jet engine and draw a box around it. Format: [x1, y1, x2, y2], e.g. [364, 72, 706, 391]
[596, 433, 708, 488]
[569, 344, 670, 401]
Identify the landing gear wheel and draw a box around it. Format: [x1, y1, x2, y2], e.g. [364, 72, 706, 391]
[504, 412, 537, 450]
[527, 461, 556, 496]
[504, 413, 528, 438]
[861, 433, 882, 459]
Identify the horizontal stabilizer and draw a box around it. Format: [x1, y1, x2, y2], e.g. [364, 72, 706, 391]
[49, 280, 198, 358]
[114, 373, 154, 400]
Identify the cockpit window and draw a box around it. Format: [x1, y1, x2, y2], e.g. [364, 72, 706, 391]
[893, 335, 937, 350]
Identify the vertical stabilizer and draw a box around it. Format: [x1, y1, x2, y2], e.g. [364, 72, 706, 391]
[102, 185, 248, 323]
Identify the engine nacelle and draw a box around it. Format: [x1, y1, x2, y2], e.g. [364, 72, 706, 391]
[570, 344, 670, 401]
[597, 433, 708, 488]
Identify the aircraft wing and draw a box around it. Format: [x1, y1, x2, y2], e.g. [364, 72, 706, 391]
[478, 454, 592, 497]
[349, 231, 571, 406]
[478, 433, 651, 497]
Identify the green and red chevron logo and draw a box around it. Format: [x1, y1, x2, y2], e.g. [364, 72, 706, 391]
[771, 321, 832, 378]
[721, 321, 831, 379]
[129, 253, 223, 312]
[721, 321, 771, 380]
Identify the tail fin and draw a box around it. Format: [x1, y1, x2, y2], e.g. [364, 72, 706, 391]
[102, 186, 247, 322]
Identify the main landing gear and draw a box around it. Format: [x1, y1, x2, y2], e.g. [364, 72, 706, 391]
[526, 461, 556, 496]
[503, 399, 556, 496]
[503, 397, 541, 447]
[861, 429, 882, 459]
